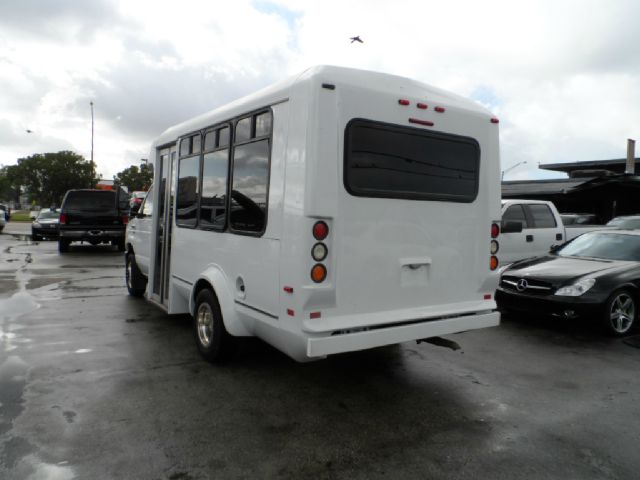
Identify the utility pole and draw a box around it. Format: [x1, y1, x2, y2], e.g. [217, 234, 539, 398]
[626, 138, 636, 174]
[90, 101, 94, 163]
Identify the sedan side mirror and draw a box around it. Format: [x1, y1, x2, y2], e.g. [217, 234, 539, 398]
[549, 244, 562, 253]
[501, 221, 523, 234]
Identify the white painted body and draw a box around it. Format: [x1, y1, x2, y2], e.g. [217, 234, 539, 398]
[500, 199, 613, 265]
[131, 66, 501, 362]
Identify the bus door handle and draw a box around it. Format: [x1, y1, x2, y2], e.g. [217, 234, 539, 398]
[526, 235, 534, 242]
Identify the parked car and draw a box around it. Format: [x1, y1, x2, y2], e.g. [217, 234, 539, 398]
[31, 209, 60, 240]
[500, 199, 610, 264]
[129, 191, 147, 213]
[58, 189, 130, 253]
[605, 215, 640, 230]
[496, 230, 640, 336]
[560, 213, 601, 225]
[0, 204, 10, 222]
[0, 211, 5, 233]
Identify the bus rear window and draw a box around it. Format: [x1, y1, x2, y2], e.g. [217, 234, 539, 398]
[344, 119, 480, 202]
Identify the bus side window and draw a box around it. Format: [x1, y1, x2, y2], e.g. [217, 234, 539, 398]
[229, 111, 271, 234]
[176, 132, 202, 228]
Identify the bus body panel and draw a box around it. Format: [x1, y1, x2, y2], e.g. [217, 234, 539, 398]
[141, 66, 501, 362]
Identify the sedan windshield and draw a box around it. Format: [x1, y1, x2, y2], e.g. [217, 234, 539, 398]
[558, 232, 640, 261]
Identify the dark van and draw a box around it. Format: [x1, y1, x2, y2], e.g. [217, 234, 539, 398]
[58, 189, 129, 253]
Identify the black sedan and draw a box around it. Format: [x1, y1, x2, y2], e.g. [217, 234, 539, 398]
[496, 230, 640, 336]
[32, 209, 60, 240]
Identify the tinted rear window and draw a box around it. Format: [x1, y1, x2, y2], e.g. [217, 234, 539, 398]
[344, 119, 480, 202]
[64, 191, 115, 210]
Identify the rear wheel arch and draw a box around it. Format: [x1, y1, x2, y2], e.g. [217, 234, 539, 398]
[191, 271, 250, 337]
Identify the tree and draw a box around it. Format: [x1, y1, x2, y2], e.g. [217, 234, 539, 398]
[0, 165, 22, 204]
[114, 163, 153, 192]
[12, 151, 97, 206]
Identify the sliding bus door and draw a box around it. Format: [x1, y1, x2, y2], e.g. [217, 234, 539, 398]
[151, 144, 176, 306]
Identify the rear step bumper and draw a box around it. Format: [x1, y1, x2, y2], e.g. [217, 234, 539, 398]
[306, 311, 499, 358]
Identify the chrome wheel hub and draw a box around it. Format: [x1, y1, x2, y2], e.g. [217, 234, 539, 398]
[610, 293, 634, 333]
[197, 303, 214, 348]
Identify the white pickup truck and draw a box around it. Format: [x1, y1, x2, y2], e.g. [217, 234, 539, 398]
[500, 199, 609, 264]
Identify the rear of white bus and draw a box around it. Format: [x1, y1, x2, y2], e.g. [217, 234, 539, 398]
[284, 70, 501, 360]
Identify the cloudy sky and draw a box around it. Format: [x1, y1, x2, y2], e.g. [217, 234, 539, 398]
[1, 0, 638, 181]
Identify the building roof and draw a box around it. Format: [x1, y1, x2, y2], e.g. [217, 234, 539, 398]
[501, 178, 586, 197]
[540, 158, 640, 174]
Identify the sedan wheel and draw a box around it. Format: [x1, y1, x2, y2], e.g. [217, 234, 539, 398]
[604, 290, 636, 336]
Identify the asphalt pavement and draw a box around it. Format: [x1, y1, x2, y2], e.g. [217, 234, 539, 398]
[1, 228, 639, 479]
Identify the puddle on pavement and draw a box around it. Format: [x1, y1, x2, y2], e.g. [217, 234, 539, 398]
[0, 291, 39, 323]
[0, 356, 29, 436]
[10, 455, 75, 480]
[0, 278, 19, 294]
[9, 234, 33, 243]
[26, 277, 66, 290]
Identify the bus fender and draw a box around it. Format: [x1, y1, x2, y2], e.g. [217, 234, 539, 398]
[191, 267, 252, 337]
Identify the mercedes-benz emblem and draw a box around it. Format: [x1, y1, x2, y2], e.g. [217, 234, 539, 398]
[516, 279, 528, 292]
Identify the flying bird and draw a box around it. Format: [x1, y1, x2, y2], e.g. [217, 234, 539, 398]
[350, 36, 363, 44]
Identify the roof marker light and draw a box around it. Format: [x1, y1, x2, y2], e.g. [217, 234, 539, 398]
[310, 312, 321, 319]
[417, 103, 428, 109]
[287, 309, 295, 316]
[484, 294, 492, 300]
[398, 99, 410, 106]
[409, 118, 434, 127]
[283, 286, 294, 294]
[491, 117, 500, 124]
[435, 106, 446, 113]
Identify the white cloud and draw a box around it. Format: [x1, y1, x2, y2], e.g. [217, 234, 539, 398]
[0, 0, 638, 183]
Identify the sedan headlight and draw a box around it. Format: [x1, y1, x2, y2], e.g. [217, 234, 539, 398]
[555, 278, 596, 297]
[33, 222, 41, 228]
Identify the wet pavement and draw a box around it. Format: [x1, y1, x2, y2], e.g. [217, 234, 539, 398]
[1, 230, 640, 479]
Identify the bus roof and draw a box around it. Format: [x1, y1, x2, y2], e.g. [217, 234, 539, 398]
[152, 65, 492, 147]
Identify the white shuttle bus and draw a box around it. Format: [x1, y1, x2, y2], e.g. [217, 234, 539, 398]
[125, 65, 502, 362]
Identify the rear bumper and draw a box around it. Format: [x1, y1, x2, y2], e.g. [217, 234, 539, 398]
[59, 229, 125, 241]
[32, 226, 59, 237]
[306, 311, 499, 358]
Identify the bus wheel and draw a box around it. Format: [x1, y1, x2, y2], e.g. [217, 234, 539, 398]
[194, 289, 236, 363]
[125, 252, 146, 297]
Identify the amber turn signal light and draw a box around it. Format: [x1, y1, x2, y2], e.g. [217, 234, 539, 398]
[310, 264, 327, 283]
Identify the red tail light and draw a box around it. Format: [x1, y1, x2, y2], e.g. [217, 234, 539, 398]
[122, 215, 129, 225]
[398, 99, 410, 106]
[491, 223, 500, 238]
[313, 221, 329, 240]
[59, 213, 67, 224]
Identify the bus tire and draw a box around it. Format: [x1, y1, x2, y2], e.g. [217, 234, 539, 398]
[125, 252, 146, 297]
[194, 289, 236, 363]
